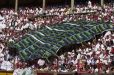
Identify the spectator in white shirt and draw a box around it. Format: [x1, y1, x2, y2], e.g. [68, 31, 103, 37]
[1, 59, 13, 71]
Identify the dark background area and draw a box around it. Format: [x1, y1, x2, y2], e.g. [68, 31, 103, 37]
[0, 0, 113, 8]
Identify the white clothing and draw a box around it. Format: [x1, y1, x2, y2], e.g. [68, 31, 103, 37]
[103, 31, 111, 39]
[88, 1, 92, 8]
[60, 55, 65, 60]
[95, 68, 98, 72]
[95, 43, 100, 51]
[22, 67, 34, 75]
[77, 53, 81, 59]
[1, 61, 13, 71]
[0, 53, 4, 61]
[37, 59, 45, 66]
[13, 68, 24, 75]
[87, 59, 91, 65]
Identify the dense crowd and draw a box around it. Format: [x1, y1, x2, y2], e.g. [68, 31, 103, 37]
[11, 31, 114, 75]
[0, 2, 114, 42]
[0, 1, 113, 75]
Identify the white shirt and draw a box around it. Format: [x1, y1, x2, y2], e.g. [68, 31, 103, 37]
[88, 1, 92, 8]
[95, 68, 98, 72]
[77, 53, 81, 59]
[1, 60, 13, 71]
[103, 31, 111, 39]
[0, 53, 4, 61]
[13, 68, 24, 75]
[60, 55, 65, 60]
[87, 59, 91, 65]
[95, 43, 100, 51]
[37, 59, 45, 66]
[23, 67, 34, 75]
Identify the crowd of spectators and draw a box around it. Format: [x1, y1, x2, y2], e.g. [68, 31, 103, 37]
[0, 2, 114, 42]
[11, 31, 114, 75]
[35, 31, 114, 74]
[0, 1, 113, 75]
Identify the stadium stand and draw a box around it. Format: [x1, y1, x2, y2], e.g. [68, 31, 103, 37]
[0, 0, 114, 75]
